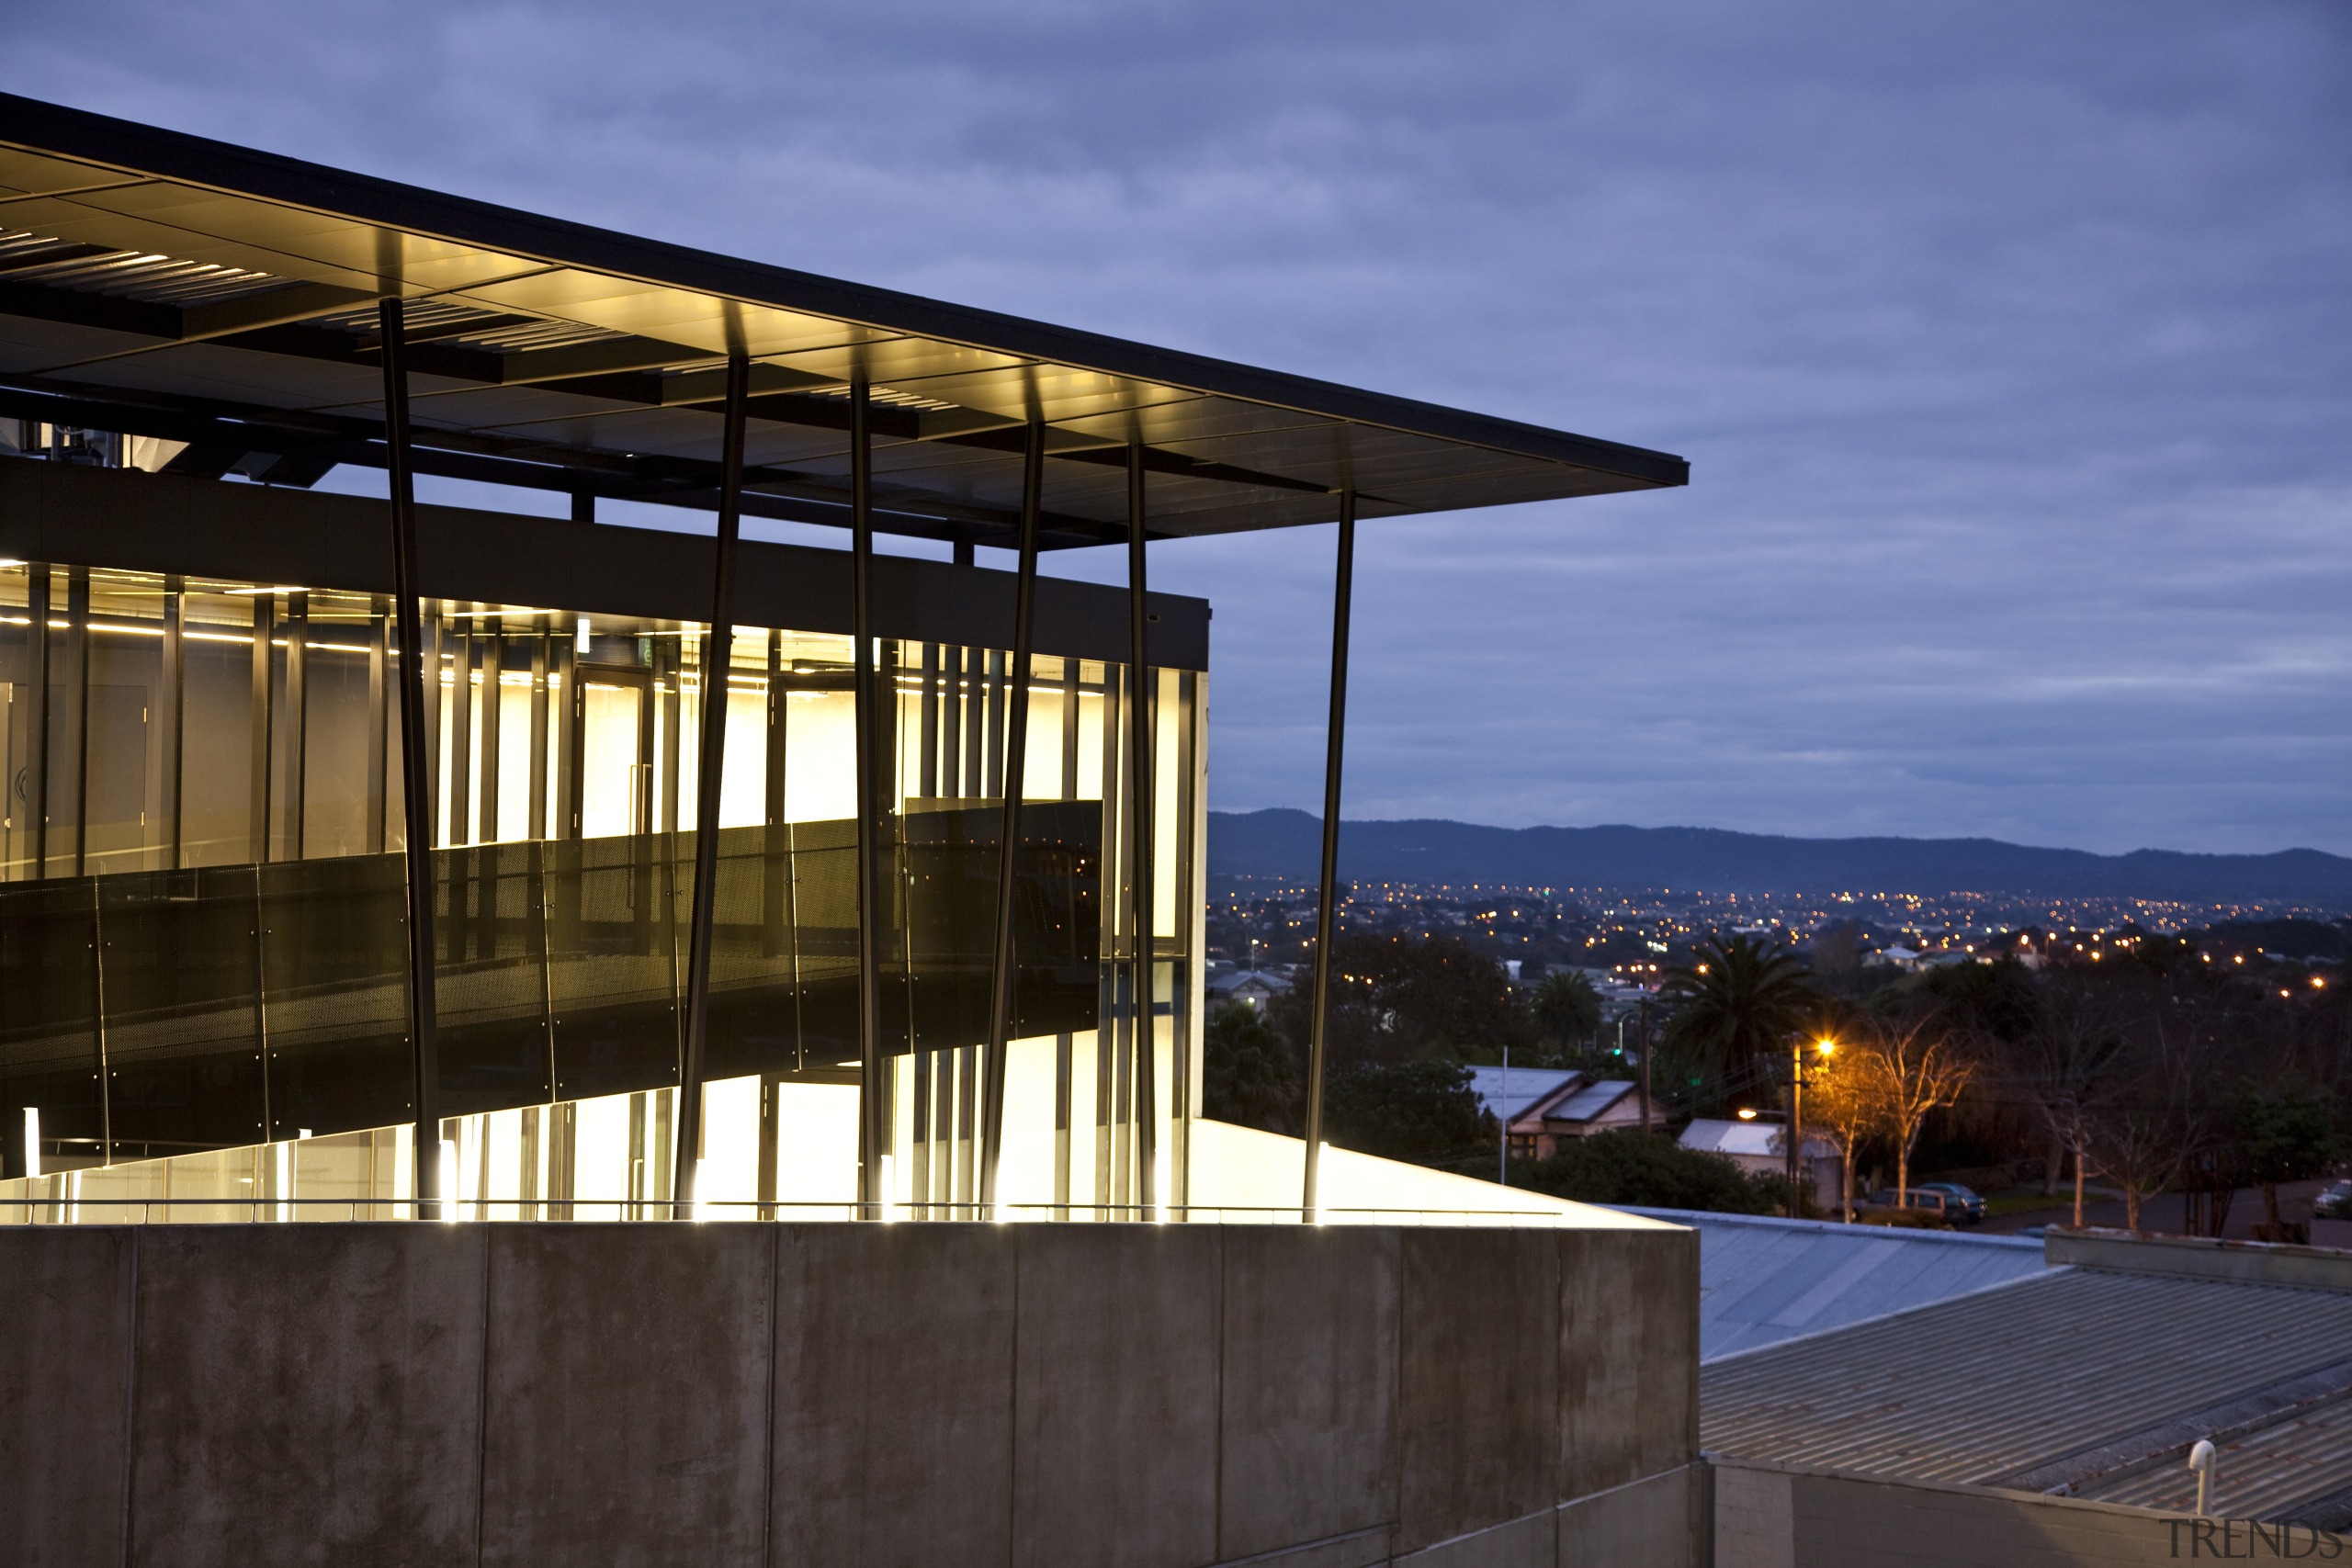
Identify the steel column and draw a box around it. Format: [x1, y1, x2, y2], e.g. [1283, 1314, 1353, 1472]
[284, 591, 308, 860]
[25, 563, 48, 876]
[365, 598, 389, 855]
[978, 420, 1045, 1212]
[379, 297, 444, 1215]
[675, 353, 750, 1210]
[159, 575, 184, 869]
[1300, 488, 1355, 1223]
[851, 378, 886, 1215]
[1127, 437, 1157, 1217]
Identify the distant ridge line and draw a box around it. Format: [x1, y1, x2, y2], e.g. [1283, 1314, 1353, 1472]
[1207, 809, 2352, 906]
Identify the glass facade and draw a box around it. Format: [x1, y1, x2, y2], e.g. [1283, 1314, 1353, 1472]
[0, 555, 1204, 1220]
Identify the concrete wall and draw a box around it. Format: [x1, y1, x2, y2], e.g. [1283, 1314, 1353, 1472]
[0, 1221, 1701, 1568]
[2047, 1226, 2352, 1292]
[1711, 1456, 2205, 1568]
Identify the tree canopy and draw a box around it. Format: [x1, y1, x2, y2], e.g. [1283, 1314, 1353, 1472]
[1271, 931, 1536, 1066]
[1660, 934, 1819, 1111]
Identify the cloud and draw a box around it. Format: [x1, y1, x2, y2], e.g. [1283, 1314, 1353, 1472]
[6, 0, 2349, 852]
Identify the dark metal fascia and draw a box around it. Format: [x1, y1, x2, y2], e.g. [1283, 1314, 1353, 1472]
[0, 92, 1690, 492]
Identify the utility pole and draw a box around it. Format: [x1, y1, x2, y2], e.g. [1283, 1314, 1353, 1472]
[1498, 1045, 1510, 1186]
[1787, 1036, 1805, 1215]
[1637, 998, 1654, 1134]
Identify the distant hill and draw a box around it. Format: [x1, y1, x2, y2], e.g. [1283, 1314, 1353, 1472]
[1209, 809, 2352, 907]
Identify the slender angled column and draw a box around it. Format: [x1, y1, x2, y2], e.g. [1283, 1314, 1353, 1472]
[248, 593, 274, 863]
[63, 570, 88, 875]
[526, 622, 549, 842]
[1127, 437, 1157, 1216]
[379, 297, 444, 1214]
[25, 564, 49, 877]
[365, 598, 389, 855]
[851, 378, 886, 1215]
[675, 353, 750, 1210]
[159, 575, 185, 869]
[478, 615, 503, 844]
[1300, 488, 1356, 1223]
[978, 420, 1045, 1211]
[284, 591, 309, 860]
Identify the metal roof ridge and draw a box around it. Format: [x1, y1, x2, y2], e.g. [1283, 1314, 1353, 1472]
[1692, 1264, 2069, 1369]
[0, 92, 1690, 488]
[1614, 1206, 2047, 1249]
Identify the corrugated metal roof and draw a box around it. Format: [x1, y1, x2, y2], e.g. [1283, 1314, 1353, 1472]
[1466, 1066, 1577, 1124]
[1623, 1208, 2052, 1361]
[1701, 1266, 2352, 1520]
[2084, 1392, 2352, 1524]
[1682, 1117, 1777, 1156]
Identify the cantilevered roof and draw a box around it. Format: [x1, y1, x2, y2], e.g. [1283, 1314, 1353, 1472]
[0, 94, 1687, 550]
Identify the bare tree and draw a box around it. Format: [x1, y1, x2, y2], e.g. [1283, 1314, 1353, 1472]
[2019, 981, 2124, 1226]
[2079, 1007, 2209, 1234]
[1856, 1015, 1975, 1208]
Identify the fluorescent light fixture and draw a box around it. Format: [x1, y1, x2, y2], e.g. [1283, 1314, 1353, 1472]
[575, 615, 592, 654]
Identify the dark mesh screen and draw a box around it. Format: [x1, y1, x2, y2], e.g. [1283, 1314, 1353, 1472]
[0, 802, 1101, 1171]
[98, 865, 267, 1156]
[0, 880, 103, 1177]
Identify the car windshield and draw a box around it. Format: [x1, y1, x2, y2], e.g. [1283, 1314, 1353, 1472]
[1949, 1186, 1980, 1201]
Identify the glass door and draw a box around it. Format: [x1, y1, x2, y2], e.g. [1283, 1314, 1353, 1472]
[576, 665, 651, 842]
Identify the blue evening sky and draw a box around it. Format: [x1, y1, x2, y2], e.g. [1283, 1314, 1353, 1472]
[9, 2, 2347, 854]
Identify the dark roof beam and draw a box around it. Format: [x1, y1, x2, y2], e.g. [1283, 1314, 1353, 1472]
[0, 373, 1127, 547]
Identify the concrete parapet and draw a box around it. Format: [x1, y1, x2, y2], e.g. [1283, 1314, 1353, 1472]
[2047, 1226, 2352, 1292]
[0, 1220, 1699, 1566]
[1708, 1454, 2199, 1568]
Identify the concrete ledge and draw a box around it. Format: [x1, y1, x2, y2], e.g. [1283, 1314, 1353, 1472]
[1707, 1453, 2198, 1568]
[2047, 1226, 2352, 1292]
[0, 1221, 1700, 1568]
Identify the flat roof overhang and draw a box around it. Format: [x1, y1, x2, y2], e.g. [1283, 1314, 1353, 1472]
[0, 94, 1687, 551]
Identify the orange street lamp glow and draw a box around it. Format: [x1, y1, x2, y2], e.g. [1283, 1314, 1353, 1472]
[1736, 1108, 1758, 1121]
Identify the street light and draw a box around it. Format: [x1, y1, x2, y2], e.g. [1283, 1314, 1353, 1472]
[1788, 1036, 1836, 1215]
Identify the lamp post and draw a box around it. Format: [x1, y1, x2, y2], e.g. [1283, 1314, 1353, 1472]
[1788, 1036, 1835, 1216]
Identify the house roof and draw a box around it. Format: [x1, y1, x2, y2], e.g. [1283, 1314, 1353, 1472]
[1206, 970, 1292, 998]
[1618, 1207, 2052, 1361]
[0, 94, 1686, 551]
[1700, 1245, 2352, 1527]
[1464, 1066, 1580, 1126]
[1548, 1079, 1638, 1124]
[1680, 1118, 1832, 1161]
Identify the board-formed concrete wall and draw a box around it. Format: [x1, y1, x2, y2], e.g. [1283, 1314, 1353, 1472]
[0, 1221, 1700, 1568]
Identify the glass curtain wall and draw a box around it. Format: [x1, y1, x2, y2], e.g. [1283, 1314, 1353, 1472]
[0, 557, 1203, 1221]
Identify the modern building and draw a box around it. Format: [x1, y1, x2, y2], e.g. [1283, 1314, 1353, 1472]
[0, 91, 1692, 1230]
[0, 96, 1739, 1568]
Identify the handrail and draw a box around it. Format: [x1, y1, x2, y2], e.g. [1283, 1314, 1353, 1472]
[0, 1196, 1591, 1226]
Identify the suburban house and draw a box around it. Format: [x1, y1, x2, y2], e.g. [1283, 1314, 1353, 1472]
[1680, 1117, 1842, 1210]
[1468, 1066, 1655, 1158]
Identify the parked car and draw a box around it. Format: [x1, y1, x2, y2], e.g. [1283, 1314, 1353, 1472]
[2316, 1179, 2352, 1220]
[1876, 1183, 1986, 1225]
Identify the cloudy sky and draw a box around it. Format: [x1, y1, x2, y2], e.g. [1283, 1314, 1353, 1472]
[9, 1, 2348, 854]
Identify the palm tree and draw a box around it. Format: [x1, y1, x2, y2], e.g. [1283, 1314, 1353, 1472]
[1531, 969, 1602, 1051]
[1660, 934, 1817, 1111]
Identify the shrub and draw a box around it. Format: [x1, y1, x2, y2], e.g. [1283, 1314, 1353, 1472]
[1510, 1130, 1776, 1214]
